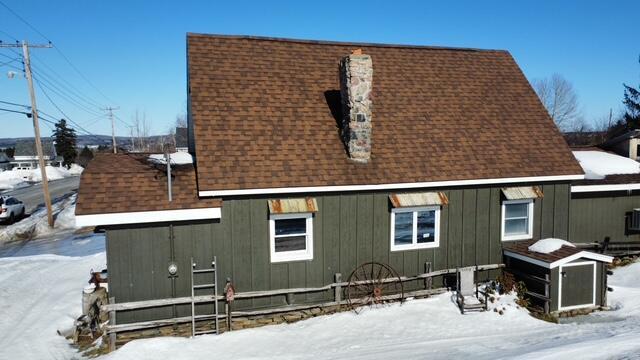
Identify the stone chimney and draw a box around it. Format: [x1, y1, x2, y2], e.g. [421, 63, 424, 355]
[340, 49, 373, 163]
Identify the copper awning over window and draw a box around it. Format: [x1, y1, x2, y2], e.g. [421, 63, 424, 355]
[389, 192, 449, 208]
[501, 186, 544, 200]
[268, 198, 318, 214]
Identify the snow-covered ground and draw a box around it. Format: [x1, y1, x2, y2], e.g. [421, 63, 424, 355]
[102, 263, 640, 360]
[2, 237, 640, 360]
[0, 164, 83, 191]
[573, 151, 640, 180]
[0, 193, 79, 244]
[0, 235, 105, 360]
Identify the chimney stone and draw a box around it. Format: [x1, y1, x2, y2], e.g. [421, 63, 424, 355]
[340, 50, 372, 163]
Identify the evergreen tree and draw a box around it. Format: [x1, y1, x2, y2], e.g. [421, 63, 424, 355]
[623, 56, 640, 129]
[3, 147, 15, 158]
[77, 146, 94, 167]
[53, 119, 77, 168]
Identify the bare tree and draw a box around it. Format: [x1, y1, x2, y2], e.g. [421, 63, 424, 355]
[131, 110, 151, 152]
[532, 74, 581, 132]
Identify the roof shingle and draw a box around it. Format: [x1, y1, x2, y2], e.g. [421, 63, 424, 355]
[76, 153, 221, 216]
[187, 34, 583, 192]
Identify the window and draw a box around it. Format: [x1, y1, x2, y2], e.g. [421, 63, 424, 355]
[390, 206, 440, 251]
[269, 213, 313, 262]
[501, 199, 534, 241]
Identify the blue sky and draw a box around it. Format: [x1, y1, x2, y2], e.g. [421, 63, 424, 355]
[0, 0, 638, 138]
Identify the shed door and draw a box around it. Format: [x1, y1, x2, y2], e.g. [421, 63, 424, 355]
[559, 261, 596, 311]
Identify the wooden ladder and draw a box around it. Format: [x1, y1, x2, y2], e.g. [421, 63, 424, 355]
[190, 256, 220, 336]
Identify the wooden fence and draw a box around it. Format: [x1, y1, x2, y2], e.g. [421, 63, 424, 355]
[101, 263, 504, 351]
[506, 268, 551, 313]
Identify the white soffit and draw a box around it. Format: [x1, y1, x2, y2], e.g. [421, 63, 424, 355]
[75, 208, 222, 227]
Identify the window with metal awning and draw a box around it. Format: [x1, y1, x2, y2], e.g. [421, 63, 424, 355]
[388, 192, 448, 251]
[500, 187, 542, 242]
[267, 198, 318, 263]
[267, 198, 318, 214]
[388, 191, 449, 208]
[501, 186, 544, 200]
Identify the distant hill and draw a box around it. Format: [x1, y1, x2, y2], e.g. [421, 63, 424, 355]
[0, 135, 167, 149]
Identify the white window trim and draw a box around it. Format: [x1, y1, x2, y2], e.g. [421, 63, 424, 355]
[558, 261, 597, 311]
[269, 212, 313, 263]
[501, 199, 534, 241]
[390, 206, 440, 251]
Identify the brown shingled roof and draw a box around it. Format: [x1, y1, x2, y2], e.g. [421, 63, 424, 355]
[503, 240, 582, 264]
[188, 34, 583, 192]
[76, 153, 221, 216]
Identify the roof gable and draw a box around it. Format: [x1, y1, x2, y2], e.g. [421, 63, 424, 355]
[14, 139, 56, 158]
[187, 34, 583, 193]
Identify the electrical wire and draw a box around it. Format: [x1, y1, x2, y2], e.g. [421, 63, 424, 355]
[0, 0, 115, 105]
[32, 71, 103, 118]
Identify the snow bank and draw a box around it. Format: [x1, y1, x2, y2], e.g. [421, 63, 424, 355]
[573, 151, 640, 179]
[0, 252, 106, 360]
[0, 165, 83, 191]
[148, 152, 193, 165]
[0, 194, 79, 243]
[528, 238, 575, 254]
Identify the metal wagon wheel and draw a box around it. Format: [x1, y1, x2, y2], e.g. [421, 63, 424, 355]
[346, 262, 404, 313]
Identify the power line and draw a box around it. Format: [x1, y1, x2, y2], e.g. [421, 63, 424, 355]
[30, 54, 105, 108]
[32, 71, 103, 117]
[0, 1, 51, 42]
[0, 0, 115, 104]
[0, 99, 29, 108]
[0, 28, 18, 41]
[34, 76, 99, 138]
[0, 106, 30, 115]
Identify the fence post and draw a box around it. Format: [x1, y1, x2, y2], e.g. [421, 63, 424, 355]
[109, 297, 116, 352]
[544, 274, 550, 314]
[286, 293, 295, 305]
[424, 262, 432, 290]
[334, 273, 342, 304]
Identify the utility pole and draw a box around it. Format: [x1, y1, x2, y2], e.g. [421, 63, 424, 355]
[1, 40, 54, 227]
[102, 106, 119, 154]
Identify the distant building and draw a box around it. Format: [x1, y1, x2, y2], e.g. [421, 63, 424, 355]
[175, 127, 188, 152]
[601, 129, 640, 161]
[11, 139, 63, 170]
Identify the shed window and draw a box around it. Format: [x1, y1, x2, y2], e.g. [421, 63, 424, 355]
[390, 206, 440, 251]
[269, 213, 313, 262]
[501, 199, 534, 241]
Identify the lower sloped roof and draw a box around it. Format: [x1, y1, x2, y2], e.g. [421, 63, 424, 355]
[75, 152, 221, 216]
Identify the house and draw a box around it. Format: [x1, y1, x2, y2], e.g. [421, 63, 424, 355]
[175, 127, 188, 152]
[569, 149, 640, 252]
[0, 152, 11, 170]
[76, 34, 590, 327]
[11, 139, 63, 170]
[600, 129, 640, 160]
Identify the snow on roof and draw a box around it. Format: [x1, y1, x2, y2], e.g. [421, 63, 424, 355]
[573, 151, 640, 179]
[148, 152, 193, 165]
[528, 238, 575, 254]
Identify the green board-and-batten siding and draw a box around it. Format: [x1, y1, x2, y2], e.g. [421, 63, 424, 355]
[569, 191, 640, 244]
[106, 182, 571, 323]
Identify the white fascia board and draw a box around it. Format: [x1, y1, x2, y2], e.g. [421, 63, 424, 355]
[200, 174, 585, 197]
[548, 252, 613, 268]
[571, 183, 640, 193]
[504, 250, 613, 269]
[75, 207, 221, 227]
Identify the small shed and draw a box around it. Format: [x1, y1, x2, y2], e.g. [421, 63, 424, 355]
[503, 239, 613, 313]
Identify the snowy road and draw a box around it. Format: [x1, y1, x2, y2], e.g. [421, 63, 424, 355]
[2, 176, 80, 213]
